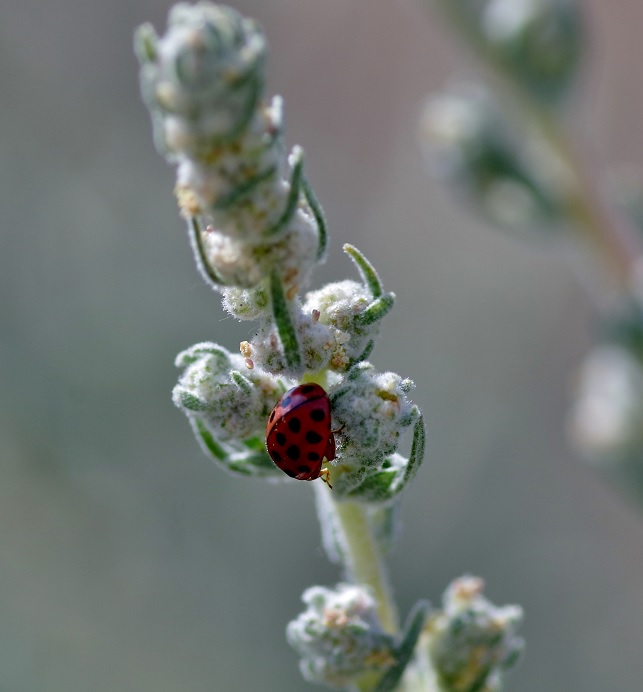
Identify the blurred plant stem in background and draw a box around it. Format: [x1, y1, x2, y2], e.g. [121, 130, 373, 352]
[421, 0, 643, 506]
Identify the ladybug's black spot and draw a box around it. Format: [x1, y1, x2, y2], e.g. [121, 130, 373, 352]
[286, 445, 301, 461]
[300, 384, 316, 394]
[297, 465, 311, 475]
[276, 432, 287, 446]
[284, 469, 297, 478]
[307, 452, 320, 462]
[306, 430, 323, 445]
[309, 408, 325, 422]
[288, 417, 301, 433]
[270, 450, 282, 464]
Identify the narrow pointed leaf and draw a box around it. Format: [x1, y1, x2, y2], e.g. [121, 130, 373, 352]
[374, 601, 431, 692]
[193, 418, 227, 461]
[270, 269, 301, 370]
[403, 413, 426, 487]
[188, 216, 231, 288]
[354, 293, 395, 327]
[302, 174, 328, 260]
[344, 244, 384, 298]
[264, 146, 303, 236]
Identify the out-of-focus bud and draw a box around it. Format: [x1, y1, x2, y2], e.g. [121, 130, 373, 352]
[437, 0, 582, 105]
[569, 344, 643, 463]
[425, 575, 524, 692]
[481, 0, 583, 104]
[287, 584, 396, 689]
[420, 84, 567, 236]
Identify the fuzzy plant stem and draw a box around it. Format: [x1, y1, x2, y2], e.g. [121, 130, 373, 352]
[533, 108, 637, 289]
[329, 491, 400, 637]
[432, 0, 641, 296]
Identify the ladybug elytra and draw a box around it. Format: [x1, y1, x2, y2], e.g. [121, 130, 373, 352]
[266, 383, 335, 484]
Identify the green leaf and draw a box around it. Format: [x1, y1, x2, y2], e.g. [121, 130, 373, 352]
[134, 23, 158, 63]
[175, 343, 231, 369]
[179, 391, 213, 412]
[347, 339, 375, 370]
[230, 370, 253, 395]
[343, 244, 384, 298]
[264, 146, 303, 236]
[242, 436, 267, 452]
[192, 420, 281, 478]
[270, 269, 301, 370]
[188, 216, 231, 288]
[374, 600, 431, 692]
[302, 174, 328, 260]
[225, 450, 282, 477]
[346, 469, 397, 502]
[212, 73, 264, 145]
[353, 293, 395, 327]
[403, 412, 426, 488]
[193, 418, 227, 461]
[346, 413, 425, 503]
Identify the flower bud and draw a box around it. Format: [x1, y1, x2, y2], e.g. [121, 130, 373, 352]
[568, 344, 643, 463]
[287, 584, 395, 689]
[420, 84, 565, 235]
[136, 3, 265, 151]
[482, 0, 583, 104]
[303, 280, 380, 372]
[426, 576, 524, 692]
[137, 6, 324, 294]
[172, 342, 283, 441]
[331, 364, 418, 491]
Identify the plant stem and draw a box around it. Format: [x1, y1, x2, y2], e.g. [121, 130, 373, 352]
[329, 491, 400, 636]
[432, 0, 642, 297]
[528, 102, 636, 293]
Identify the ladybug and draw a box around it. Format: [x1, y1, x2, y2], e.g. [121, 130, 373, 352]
[266, 383, 335, 485]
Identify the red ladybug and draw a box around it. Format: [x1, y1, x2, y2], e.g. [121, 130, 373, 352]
[266, 383, 335, 484]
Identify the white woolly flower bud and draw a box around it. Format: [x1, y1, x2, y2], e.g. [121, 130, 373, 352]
[426, 576, 524, 692]
[287, 584, 395, 689]
[140, 3, 266, 151]
[137, 6, 326, 294]
[303, 280, 379, 371]
[568, 345, 643, 463]
[173, 100, 286, 231]
[199, 207, 319, 291]
[172, 342, 283, 441]
[332, 364, 418, 482]
[419, 85, 565, 235]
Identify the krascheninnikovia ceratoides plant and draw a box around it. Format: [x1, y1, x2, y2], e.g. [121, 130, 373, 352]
[135, 3, 523, 690]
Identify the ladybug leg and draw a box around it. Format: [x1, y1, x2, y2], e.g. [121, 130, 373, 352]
[319, 467, 333, 489]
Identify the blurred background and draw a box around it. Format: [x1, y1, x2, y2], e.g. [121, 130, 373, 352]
[2, 0, 643, 689]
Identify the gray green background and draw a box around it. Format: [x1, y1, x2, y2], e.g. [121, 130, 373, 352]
[2, 0, 642, 690]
